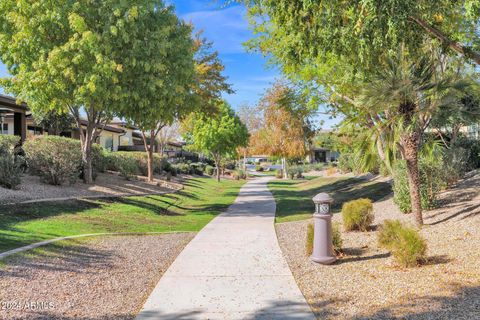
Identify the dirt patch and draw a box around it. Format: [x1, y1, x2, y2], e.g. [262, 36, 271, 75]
[276, 173, 480, 319]
[0, 233, 194, 320]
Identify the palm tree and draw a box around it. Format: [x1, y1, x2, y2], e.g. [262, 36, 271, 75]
[357, 51, 462, 226]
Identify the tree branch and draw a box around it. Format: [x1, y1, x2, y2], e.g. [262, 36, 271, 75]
[410, 16, 480, 65]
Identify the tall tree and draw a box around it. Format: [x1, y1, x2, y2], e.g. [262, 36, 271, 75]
[250, 82, 313, 178]
[32, 110, 74, 136]
[349, 52, 463, 225]
[115, 2, 195, 182]
[192, 32, 234, 114]
[237, 103, 262, 170]
[241, 0, 477, 225]
[186, 101, 249, 182]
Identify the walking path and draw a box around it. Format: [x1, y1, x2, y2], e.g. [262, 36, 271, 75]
[137, 177, 314, 320]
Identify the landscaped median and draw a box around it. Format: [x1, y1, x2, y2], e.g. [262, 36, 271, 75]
[0, 177, 246, 253]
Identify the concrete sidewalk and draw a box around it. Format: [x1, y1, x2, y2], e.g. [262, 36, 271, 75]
[137, 177, 315, 320]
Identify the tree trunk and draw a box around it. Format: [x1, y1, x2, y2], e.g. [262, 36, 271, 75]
[402, 132, 423, 226]
[141, 130, 156, 182]
[410, 17, 480, 66]
[82, 133, 94, 184]
[243, 150, 247, 172]
[79, 119, 96, 184]
[214, 154, 221, 182]
[282, 157, 288, 179]
[70, 106, 105, 185]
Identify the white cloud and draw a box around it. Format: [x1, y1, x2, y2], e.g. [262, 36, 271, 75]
[182, 6, 250, 54]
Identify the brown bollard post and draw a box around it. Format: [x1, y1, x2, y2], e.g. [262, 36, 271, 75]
[311, 193, 336, 264]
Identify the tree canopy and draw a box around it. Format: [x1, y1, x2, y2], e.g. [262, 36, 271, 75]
[245, 0, 480, 74]
[185, 101, 249, 181]
[0, 0, 196, 183]
[249, 82, 314, 177]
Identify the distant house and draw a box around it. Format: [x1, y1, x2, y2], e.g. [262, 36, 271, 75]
[0, 94, 199, 159]
[0, 94, 28, 142]
[306, 147, 340, 163]
[247, 155, 270, 164]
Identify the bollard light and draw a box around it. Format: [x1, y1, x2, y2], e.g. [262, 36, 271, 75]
[311, 193, 336, 264]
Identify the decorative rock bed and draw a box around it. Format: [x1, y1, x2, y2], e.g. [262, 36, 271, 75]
[0, 233, 195, 319]
[276, 173, 480, 319]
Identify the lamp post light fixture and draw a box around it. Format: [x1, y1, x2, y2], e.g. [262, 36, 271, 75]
[311, 193, 336, 265]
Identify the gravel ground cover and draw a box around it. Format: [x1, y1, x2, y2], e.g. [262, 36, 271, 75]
[276, 173, 480, 319]
[0, 233, 194, 320]
[0, 173, 173, 205]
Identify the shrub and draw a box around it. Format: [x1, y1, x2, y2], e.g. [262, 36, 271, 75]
[117, 156, 138, 180]
[174, 163, 193, 174]
[0, 135, 20, 156]
[332, 222, 343, 253]
[255, 165, 264, 172]
[306, 222, 343, 256]
[378, 220, 427, 267]
[342, 198, 374, 231]
[233, 169, 246, 180]
[105, 152, 171, 177]
[190, 162, 206, 175]
[275, 169, 284, 178]
[287, 169, 295, 180]
[0, 135, 23, 189]
[91, 144, 108, 173]
[452, 136, 480, 170]
[392, 160, 444, 213]
[24, 136, 83, 185]
[205, 165, 215, 176]
[442, 146, 469, 186]
[306, 223, 314, 255]
[288, 166, 303, 179]
[325, 167, 337, 176]
[0, 153, 23, 189]
[337, 153, 354, 173]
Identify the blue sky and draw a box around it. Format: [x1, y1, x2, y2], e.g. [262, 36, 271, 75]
[173, 1, 279, 109]
[172, 0, 338, 128]
[0, 0, 339, 128]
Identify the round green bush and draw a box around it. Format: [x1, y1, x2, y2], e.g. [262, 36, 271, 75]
[378, 220, 427, 267]
[190, 162, 206, 175]
[24, 136, 83, 185]
[173, 163, 192, 174]
[255, 165, 264, 172]
[0, 136, 23, 189]
[205, 165, 215, 176]
[233, 169, 246, 180]
[341, 198, 374, 231]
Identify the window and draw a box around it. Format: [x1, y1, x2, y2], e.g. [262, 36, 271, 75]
[0, 123, 7, 134]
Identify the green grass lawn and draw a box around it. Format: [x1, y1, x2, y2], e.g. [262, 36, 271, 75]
[0, 177, 245, 252]
[269, 176, 392, 223]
